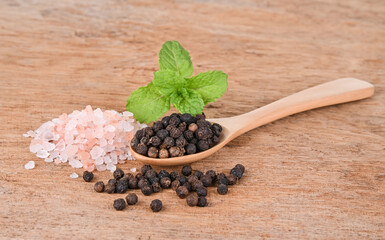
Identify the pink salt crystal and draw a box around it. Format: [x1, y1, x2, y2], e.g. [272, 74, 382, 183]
[99, 137, 107, 147]
[36, 150, 50, 159]
[95, 157, 104, 165]
[66, 145, 78, 157]
[77, 151, 90, 161]
[43, 142, 55, 152]
[90, 146, 104, 159]
[29, 142, 43, 153]
[69, 159, 83, 168]
[96, 164, 107, 171]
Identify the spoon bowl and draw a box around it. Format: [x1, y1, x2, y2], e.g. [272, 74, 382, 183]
[131, 78, 374, 166]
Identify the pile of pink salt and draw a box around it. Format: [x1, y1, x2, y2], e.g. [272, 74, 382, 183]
[24, 105, 146, 172]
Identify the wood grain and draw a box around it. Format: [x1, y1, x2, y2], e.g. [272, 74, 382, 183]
[0, 0, 384, 239]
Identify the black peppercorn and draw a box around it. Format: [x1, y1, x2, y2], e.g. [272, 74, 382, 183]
[152, 121, 163, 132]
[149, 177, 160, 184]
[185, 144, 197, 155]
[212, 135, 219, 144]
[176, 186, 189, 198]
[186, 193, 199, 207]
[230, 168, 243, 179]
[141, 165, 153, 175]
[181, 165, 192, 176]
[234, 164, 245, 173]
[147, 147, 159, 158]
[144, 127, 154, 137]
[165, 124, 174, 132]
[227, 174, 238, 185]
[177, 175, 187, 185]
[83, 171, 94, 182]
[206, 170, 217, 181]
[217, 177, 229, 186]
[140, 136, 149, 145]
[169, 116, 181, 126]
[156, 129, 169, 140]
[150, 199, 162, 212]
[197, 196, 208, 207]
[125, 193, 138, 205]
[196, 113, 206, 120]
[160, 137, 175, 149]
[200, 175, 212, 187]
[135, 129, 144, 140]
[138, 178, 150, 189]
[197, 140, 209, 151]
[217, 172, 226, 179]
[131, 136, 139, 149]
[196, 187, 208, 197]
[128, 178, 139, 189]
[183, 182, 192, 192]
[105, 183, 116, 194]
[159, 149, 169, 158]
[184, 130, 194, 141]
[170, 113, 181, 118]
[169, 146, 184, 157]
[169, 127, 182, 139]
[145, 169, 157, 179]
[180, 113, 195, 125]
[191, 180, 204, 191]
[195, 127, 211, 140]
[113, 169, 125, 180]
[141, 185, 153, 196]
[160, 177, 171, 188]
[116, 179, 129, 193]
[193, 170, 204, 180]
[217, 184, 228, 195]
[161, 116, 170, 127]
[113, 198, 126, 211]
[149, 136, 162, 147]
[190, 138, 198, 145]
[171, 180, 181, 191]
[188, 175, 199, 183]
[152, 182, 162, 193]
[176, 136, 187, 148]
[188, 123, 198, 132]
[178, 122, 187, 132]
[210, 123, 222, 137]
[94, 181, 105, 192]
[170, 171, 181, 181]
[135, 173, 143, 180]
[158, 170, 170, 179]
[108, 179, 117, 185]
[135, 143, 148, 155]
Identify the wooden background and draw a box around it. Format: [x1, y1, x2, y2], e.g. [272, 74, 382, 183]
[1, 0, 384, 239]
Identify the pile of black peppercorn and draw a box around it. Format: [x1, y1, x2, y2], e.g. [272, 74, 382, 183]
[130, 113, 223, 158]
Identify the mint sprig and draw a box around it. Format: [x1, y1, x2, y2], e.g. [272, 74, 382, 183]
[126, 41, 228, 123]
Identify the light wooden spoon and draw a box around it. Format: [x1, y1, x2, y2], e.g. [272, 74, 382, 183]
[131, 78, 374, 166]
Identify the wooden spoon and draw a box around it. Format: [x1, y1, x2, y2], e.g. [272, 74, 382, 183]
[131, 78, 374, 166]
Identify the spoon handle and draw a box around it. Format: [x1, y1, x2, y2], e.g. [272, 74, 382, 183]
[225, 78, 374, 139]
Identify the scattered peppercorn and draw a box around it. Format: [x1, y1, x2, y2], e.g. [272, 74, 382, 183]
[177, 175, 187, 185]
[150, 199, 162, 212]
[181, 165, 193, 176]
[186, 193, 199, 207]
[138, 178, 150, 189]
[193, 170, 204, 180]
[141, 185, 153, 196]
[235, 164, 245, 173]
[171, 180, 181, 191]
[128, 178, 139, 189]
[115, 179, 129, 193]
[197, 196, 208, 207]
[145, 169, 157, 179]
[152, 182, 162, 193]
[191, 180, 204, 191]
[105, 183, 116, 194]
[113, 198, 126, 211]
[160, 177, 171, 188]
[176, 186, 189, 198]
[217, 184, 228, 195]
[206, 170, 217, 182]
[183, 182, 192, 192]
[126, 193, 138, 205]
[94, 181, 105, 192]
[230, 167, 243, 179]
[200, 175, 212, 187]
[227, 174, 238, 185]
[217, 177, 229, 186]
[188, 175, 199, 183]
[196, 187, 208, 197]
[158, 170, 170, 179]
[83, 171, 94, 182]
[170, 171, 180, 181]
[113, 169, 124, 180]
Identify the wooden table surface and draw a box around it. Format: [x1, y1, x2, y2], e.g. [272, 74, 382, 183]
[1, 0, 384, 239]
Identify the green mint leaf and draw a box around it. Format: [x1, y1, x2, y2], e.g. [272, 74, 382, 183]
[153, 70, 186, 96]
[187, 70, 228, 104]
[126, 82, 170, 123]
[170, 88, 204, 116]
[159, 41, 193, 78]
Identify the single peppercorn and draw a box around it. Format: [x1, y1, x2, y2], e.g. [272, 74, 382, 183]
[144, 127, 154, 137]
[138, 178, 150, 189]
[131, 136, 139, 149]
[188, 123, 198, 132]
[191, 180, 204, 191]
[128, 178, 139, 189]
[184, 130, 194, 141]
[159, 149, 169, 158]
[136, 143, 148, 155]
[150, 199, 162, 212]
[135, 173, 143, 180]
[147, 147, 159, 158]
[141, 165, 153, 175]
[200, 175, 212, 187]
[196, 187, 208, 197]
[113, 169, 125, 180]
[217, 177, 229, 186]
[113, 198, 126, 211]
[152, 121, 163, 132]
[206, 170, 217, 181]
[183, 182, 192, 192]
[193, 170, 204, 180]
[217, 184, 228, 195]
[149, 136, 162, 147]
[141, 185, 153, 196]
[83, 171, 94, 182]
[170, 113, 181, 118]
[108, 179, 117, 185]
[169, 127, 182, 139]
[217, 172, 226, 179]
[169, 116, 181, 126]
[187, 175, 199, 183]
[94, 181, 105, 192]
[158, 170, 170, 179]
[211, 123, 222, 137]
[135, 129, 144, 140]
[160, 137, 175, 149]
[181, 165, 193, 176]
[176, 136, 187, 148]
[161, 116, 170, 127]
[116, 179, 129, 193]
[165, 124, 174, 132]
[178, 122, 187, 132]
[227, 174, 238, 185]
[140, 136, 149, 145]
[177, 175, 187, 185]
[176, 186, 189, 199]
[171, 180, 181, 191]
[195, 127, 210, 140]
[180, 113, 195, 125]
[230, 168, 243, 179]
[152, 182, 162, 193]
[105, 183, 116, 194]
[234, 164, 245, 173]
[196, 119, 211, 128]
[197, 196, 208, 207]
[212, 135, 219, 144]
[190, 138, 198, 145]
[156, 129, 169, 140]
[197, 140, 209, 151]
[160, 177, 171, 188]
[126, 193, 138, 205]
[169, 146, 183, 157]
[145, 169, 157, 179]
[186, 193, 199, 207]
[170, 172, 181, 181]
[185, 144, 197, 155]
